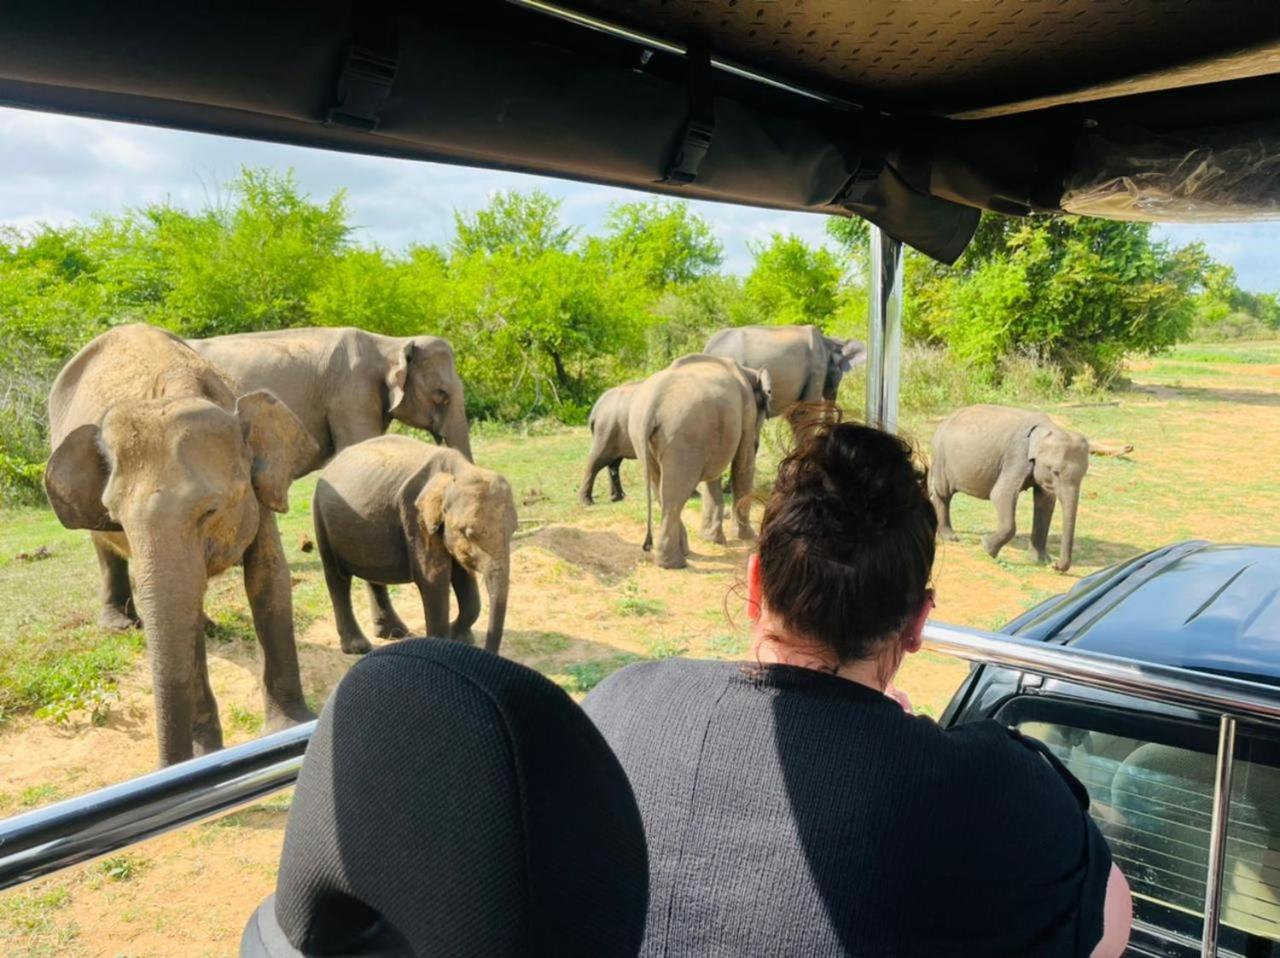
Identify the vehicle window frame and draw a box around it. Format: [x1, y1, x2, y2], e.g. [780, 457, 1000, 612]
[991, 692, 1280, 958]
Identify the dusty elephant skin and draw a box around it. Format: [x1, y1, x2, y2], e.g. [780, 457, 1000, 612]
[312, 436, 518, 655]
[188, 326, 472, 472]
[630, 354, 771, 569]
[579, 381, 640, 506]
[704, 324, 866, 417]
[930, 404, 1090, 573]
[44, 323, 319, 766]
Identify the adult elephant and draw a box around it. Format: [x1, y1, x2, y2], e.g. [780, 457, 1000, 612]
[188, 327, 472, 474]
[929, 405, 1090, 573]
[187, 327, 472, 642]
[630, 355, 771, 569]
[45, 324, 318, 765]
[704, 324, 866, 416]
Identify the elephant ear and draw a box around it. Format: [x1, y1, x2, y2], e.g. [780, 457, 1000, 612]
[1027, 423, 1052, 463]
[386, 342, 415, 415]
[416, 472, 455, 537]
[756, 368, 773, 414]
[45, 424, 121, 531]
[837, 338, 868, 373]
[236, 391, 319, 513]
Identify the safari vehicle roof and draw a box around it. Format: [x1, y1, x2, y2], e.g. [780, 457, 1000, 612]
[1005, 542, 1280, 687]
[3, 1, 1279, 264]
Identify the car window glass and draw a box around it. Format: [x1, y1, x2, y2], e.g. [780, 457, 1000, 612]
[1018, 719, 1280, 956]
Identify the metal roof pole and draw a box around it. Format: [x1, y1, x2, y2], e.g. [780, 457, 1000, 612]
[866, 226, 903, 433]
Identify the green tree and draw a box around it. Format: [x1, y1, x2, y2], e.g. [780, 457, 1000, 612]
[739, 233, 843, 328]
[597, 200, 722, 290]
[452, 189, 576, 261]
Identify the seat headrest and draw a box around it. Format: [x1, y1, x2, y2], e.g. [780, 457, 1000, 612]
[241, 640, 648, 957]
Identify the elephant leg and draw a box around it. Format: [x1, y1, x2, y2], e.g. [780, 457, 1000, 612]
[367, 582, 411, 640]
[608, 460, 626, 502]
[656, 452, 699, 569]
[316, 519, 371, 655]
[1029, 486, 1056, 564]
[699, 479, 727, 544]
[413, 559, 453, 640]
[94, 539, 140, 630]
[931, 488, 959, 542]
[450, 561, 481, 644]
[981, 479, 1021, 560]
[729, 434, 758, 542]
[191, 632, 224, 755]
[243, 513, 315, 729]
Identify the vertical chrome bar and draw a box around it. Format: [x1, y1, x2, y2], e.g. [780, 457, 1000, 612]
[865, 227, 904, 433]
[1202, 713, 1238, 957]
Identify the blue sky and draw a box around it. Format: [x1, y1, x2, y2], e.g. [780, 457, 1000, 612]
[1, 105, 1276, 291]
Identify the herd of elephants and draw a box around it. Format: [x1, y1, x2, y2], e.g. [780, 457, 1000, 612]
[41, 322, 1090, 765]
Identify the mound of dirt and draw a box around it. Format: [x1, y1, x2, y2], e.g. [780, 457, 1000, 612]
[516, 525, 641, 583]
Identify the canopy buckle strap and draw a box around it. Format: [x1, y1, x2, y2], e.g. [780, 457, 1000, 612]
[663, 45, 714, 185]
[326, 44, 398, 132]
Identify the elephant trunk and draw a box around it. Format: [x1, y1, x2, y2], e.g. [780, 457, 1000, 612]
[1055, 483, 1080, 573]
[442, 397, 473, 463]
[483, 562, 510, 655]
[129, 538, 209, 766]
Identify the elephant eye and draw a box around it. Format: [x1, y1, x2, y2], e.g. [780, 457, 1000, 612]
[464, 526, 476, 539]
[432, 389, 450, 405]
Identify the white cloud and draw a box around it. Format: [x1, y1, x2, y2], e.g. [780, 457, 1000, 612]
[1, 106, 1276, 291]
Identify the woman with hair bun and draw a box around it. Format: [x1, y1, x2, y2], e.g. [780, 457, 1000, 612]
[584, 405, 1130, 958]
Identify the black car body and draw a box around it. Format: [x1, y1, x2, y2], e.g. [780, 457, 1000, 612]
[943, 542, 1280, 957]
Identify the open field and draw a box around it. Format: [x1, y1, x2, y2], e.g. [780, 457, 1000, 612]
[3, 341, 1280, 955]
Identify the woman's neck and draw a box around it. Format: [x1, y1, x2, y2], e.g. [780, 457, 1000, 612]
[748, 612, 892, 694]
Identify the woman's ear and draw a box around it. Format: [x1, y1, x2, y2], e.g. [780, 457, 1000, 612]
[746, 552, 763, 622]
[902, 590, 934, 655]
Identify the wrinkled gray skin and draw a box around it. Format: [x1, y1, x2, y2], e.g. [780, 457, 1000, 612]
[45, 324, 318, 766]
[629, 355, 771, 569]
[313, 436, 517, 655]
[186, 327, 472, 642]
[704, 324, 866, 416]
[930, 404, 1090, 573]
[579, 382, 640, 505]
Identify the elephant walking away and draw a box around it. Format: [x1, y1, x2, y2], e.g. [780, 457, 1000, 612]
[312, 436, 518, 655]
[629, 355, 771, 569]
[704, 324, 866, 416]
[45, 324, 319, 765]
[579, 381, 639, 505]
[929, 405, 1089, 572]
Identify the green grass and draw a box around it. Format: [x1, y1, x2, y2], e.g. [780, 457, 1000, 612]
[0, 886, 78, 957]
[616, 578, 665, 617]
[559, 654, 644, 695]
[1171, 341, 1280, 364]
[97, 854, 146, 883]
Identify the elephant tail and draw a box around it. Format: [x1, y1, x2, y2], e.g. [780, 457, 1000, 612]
[638, 418, 657, 553]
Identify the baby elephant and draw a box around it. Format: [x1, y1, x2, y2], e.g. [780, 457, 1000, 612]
[579, 381, 639, 505]
[930, 405, 1089, 572]
[313, 436, 517, 655]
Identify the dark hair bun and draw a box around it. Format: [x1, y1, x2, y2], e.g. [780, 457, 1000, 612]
[758, 404, 937, 662]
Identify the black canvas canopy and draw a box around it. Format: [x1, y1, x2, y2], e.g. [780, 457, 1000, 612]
[2, 0, 1279, 262]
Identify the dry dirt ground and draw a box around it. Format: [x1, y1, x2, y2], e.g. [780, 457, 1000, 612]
[3, 351, 1280, 956]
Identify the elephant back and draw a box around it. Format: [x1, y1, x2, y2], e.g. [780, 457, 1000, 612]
[242, 639, 649, 958]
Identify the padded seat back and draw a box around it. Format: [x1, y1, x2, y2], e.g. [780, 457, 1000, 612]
[242, 640, 648, 957]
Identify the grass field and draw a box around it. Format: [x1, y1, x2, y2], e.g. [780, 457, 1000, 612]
[3, 342, 1280, 955]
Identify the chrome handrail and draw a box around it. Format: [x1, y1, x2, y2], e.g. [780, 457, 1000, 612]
[2, 621, 1277, 956]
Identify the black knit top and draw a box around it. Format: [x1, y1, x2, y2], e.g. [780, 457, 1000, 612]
[583, 659, 1112, 957]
